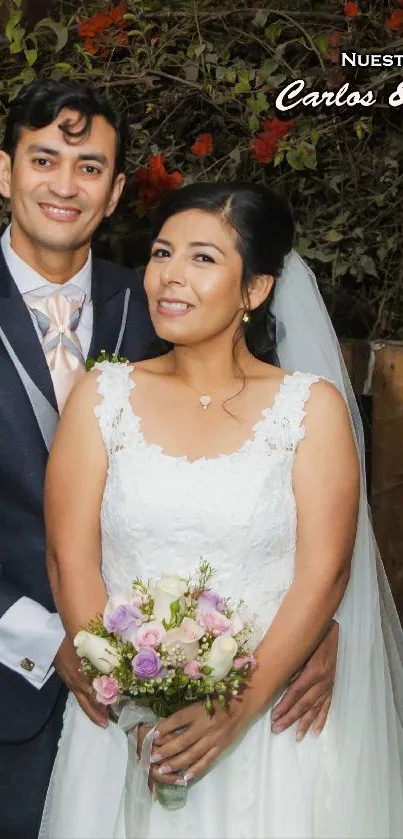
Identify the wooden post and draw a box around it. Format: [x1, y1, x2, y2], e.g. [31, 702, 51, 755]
[371, 343, 403, 618]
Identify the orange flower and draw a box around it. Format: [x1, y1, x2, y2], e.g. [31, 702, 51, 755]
[190, 133, 214, 157]
[343, 2, 359, 17]
[250, 118, 294, 164]
[385, 9, 403, 31]
[134, 155, 183, 210]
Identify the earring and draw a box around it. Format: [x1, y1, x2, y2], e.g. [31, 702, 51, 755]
[242, 311, 251, 323]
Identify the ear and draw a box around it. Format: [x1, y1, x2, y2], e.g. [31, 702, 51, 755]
[105, 172, 126, 218]
[248, 274, 275, 311]
[0, 151, 12, 200]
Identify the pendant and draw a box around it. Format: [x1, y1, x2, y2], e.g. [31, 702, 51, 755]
[199, 395, 212, 410]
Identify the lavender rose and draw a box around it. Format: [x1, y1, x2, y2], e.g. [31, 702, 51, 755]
[198, 589, 225, 612]
[132, 647, 163, 679]
[104, 604, 143, 643]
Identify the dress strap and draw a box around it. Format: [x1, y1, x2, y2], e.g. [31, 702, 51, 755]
[93, 361, 135, 454]
[253, 371, 324, 454]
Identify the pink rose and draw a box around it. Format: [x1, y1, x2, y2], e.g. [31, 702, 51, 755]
[197, 607, 231, 637]
[135, 621, 166, 649]
[233, 655, 256, 670]
[165, 618, 205, 663]
[184, 660, 202, 680]
[93, 675, 119, 705]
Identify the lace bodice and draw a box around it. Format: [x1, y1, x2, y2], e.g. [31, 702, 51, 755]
[94, 362, 320, 637]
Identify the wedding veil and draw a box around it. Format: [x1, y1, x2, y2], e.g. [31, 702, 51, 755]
[273, 250, 403, 836]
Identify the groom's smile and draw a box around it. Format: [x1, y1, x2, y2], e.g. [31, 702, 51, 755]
[0, 108, 125, 269]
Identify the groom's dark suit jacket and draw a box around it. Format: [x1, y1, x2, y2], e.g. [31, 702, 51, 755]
[0, 247, 159, 744]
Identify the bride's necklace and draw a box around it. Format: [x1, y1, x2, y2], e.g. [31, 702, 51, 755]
[175, 372, 241, 410]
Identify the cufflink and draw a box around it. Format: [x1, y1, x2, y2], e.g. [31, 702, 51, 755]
[20, 657, 35, 672]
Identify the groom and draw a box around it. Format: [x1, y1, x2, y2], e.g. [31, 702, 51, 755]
[0, 78, 338, 839]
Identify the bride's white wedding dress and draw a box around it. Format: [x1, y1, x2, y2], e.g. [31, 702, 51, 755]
[39, 361, 403, 839]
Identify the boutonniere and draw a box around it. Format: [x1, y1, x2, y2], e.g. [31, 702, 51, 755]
[86, 349, 129, 372]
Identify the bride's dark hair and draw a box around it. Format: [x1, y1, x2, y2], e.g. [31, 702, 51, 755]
[150, 181, 294, 365]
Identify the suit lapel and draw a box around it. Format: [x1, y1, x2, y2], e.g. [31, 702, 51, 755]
[0, 250, 58, 412]
[89, 259, 129, 359]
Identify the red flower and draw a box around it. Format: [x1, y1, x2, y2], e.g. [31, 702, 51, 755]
[250, 118, 294, 164]
[385, 9, 403, 31]
[83, 38, 98, 55]
[190, 133, 214, 157]
[78, 12, 113, 38]
[109, 2, 126, 24]
[134, 155, 183, 210]
[343, 2, 359, 17]
[260, 118, 294, 138]
[78, 4, 129, 56]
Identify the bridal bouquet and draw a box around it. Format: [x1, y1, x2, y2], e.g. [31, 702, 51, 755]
[74, 561, 256, 809]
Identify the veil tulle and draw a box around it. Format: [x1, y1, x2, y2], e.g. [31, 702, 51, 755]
[273, 250, 403, 837]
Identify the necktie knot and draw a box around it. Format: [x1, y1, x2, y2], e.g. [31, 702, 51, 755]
[25, 290, 86, 412]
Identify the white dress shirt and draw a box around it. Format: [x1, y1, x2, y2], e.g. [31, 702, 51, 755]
[0, 225, 94, 689]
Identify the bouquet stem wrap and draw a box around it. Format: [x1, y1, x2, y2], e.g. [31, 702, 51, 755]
[117, 700, 187, 834]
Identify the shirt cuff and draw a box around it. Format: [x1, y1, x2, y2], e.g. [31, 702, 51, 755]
[0, 596, 65, 689]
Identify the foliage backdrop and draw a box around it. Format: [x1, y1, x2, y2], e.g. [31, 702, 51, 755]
[0, 0, 402, 340]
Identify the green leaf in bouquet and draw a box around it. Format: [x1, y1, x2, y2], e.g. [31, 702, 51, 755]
[169, 598, 181, 625]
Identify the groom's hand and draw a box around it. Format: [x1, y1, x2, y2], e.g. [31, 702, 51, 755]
[270, 619, 339, 740]
[54, 636, 109, 728]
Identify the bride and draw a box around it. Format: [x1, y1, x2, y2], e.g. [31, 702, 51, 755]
[40, 182, 403, 838]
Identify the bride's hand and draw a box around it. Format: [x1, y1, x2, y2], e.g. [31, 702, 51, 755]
[149, 698, 252, 786]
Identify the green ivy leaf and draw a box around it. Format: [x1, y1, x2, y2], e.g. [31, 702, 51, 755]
[314, 34, 329, 56]
[35, 18, 69, 53]
[5, 10, 23, 43]
[286, 150, 305, 170]
[359, 254, 378, 277]
[248, 114, 260, 131]
[24, 48, 38, 67]
[234, 71, 251, 95]
[53, 62, 74, 72]
[325, 230, 344, 243]
[264, 22, 284, 44]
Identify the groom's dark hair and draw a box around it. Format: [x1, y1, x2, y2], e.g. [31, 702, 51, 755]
[2, 77, 127, 176]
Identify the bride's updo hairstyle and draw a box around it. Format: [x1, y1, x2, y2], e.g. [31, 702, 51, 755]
[150, 181, 294, 364]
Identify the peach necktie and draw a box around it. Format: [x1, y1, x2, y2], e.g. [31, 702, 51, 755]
[25, 291, 86, 412]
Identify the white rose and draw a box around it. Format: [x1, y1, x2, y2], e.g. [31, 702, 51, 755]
[153, 574, 187, 623]
[74, 630, 119, 675]
[205, 636, 238, 683]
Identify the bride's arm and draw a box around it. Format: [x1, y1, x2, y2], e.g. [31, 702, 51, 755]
[241, 379, 359, 713]
[45, 372, 109, 642]
[149, 380, 360, 784]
